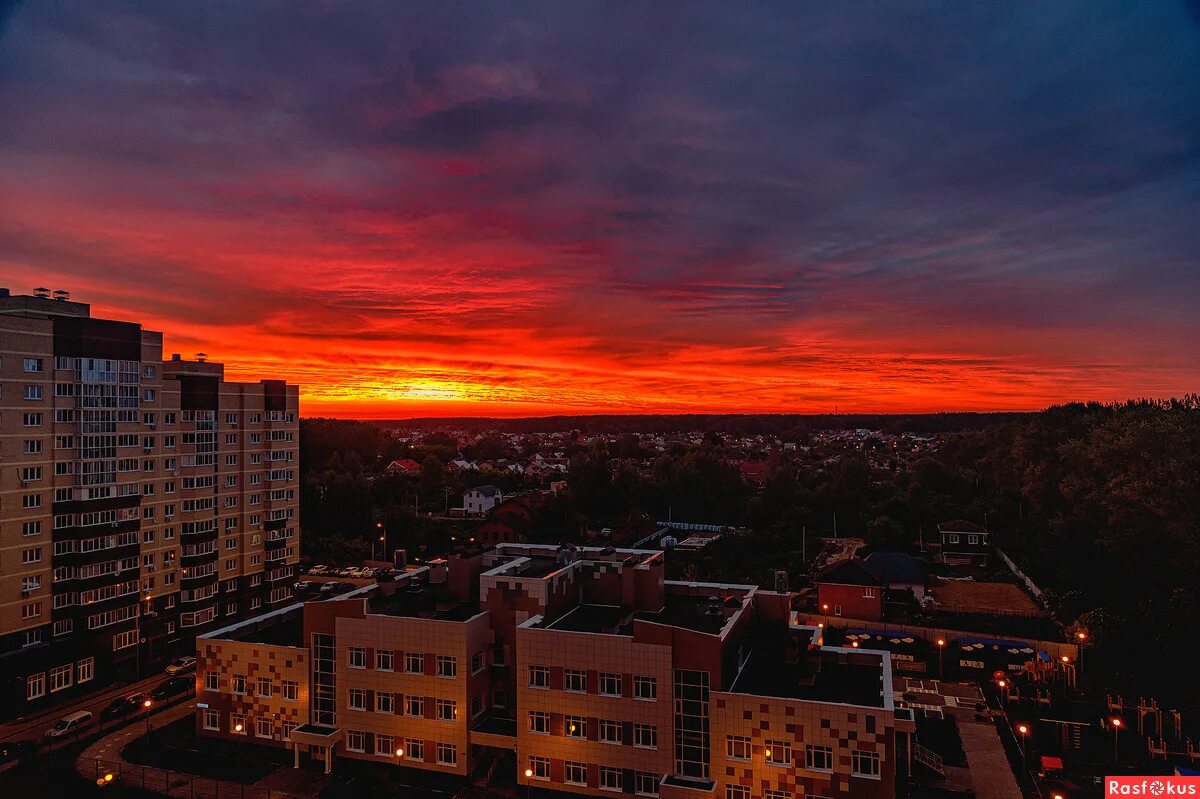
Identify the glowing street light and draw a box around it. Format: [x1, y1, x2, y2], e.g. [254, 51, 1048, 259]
[395, 747, 404, 758]
[1016, 724, 1029, 770]
[1111, 717, 1123, 763]
[235, 723, 243, 734]
[936, 638, 946, 676]
[525, 769, 533, 778]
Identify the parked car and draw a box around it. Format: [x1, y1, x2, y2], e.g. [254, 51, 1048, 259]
[150, 677, 191, 701]
[293, 580, 314, 591]
[0, 740, 36, 765]
[165, 656, 197, 675]
[45, 710, 94, 739]
[101, 693, 149, 721]
[308, 564, 329, 575]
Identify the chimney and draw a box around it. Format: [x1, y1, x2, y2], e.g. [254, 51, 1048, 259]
[34, 287, 50, 298]
[196, 352, 207, 363]
[428, 558, 448, 584]
[53, 289, 70, 301]
[0, 288, 11, 298]
[171, 353, 182, 361]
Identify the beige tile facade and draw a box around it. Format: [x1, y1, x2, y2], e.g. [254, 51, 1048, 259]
[196, 545, 902, 799]
[0, 290, 298, 718]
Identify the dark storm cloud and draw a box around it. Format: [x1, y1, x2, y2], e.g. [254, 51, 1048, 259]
[0, 1, 1197, 412]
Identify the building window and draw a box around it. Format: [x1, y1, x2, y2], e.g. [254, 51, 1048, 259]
[376, 692, 395, 714]
[529, 756, 550, 781]
[726, 788, 751, 799]
[635, 772, 659, 796]
[564, 668, 586, 692]
[283, 722, 298, 740]
[968, 534, 979, 545]
[376, 649, 394, 671]
[529, 711, 550, 734]
[204, 671, 219, 691]
[766, 740, 791, 766]
[346, 731, 366, 752]
[203, 709, 219, 730]
[24, 357, 44, 372]
[599, 672, 622, 696]
[852, 749, 881, 777]
[405, 652, 424, 674]
[634, 723, 657, 749]
[436, 699, 456, 722]
[806, 745, 834, 771]
[256, 677, 271, 697]
[634, 675, 657, 700]
[862, 587, 876, 598]
[529, 665, 550, 688]
[564, 761, 587, 786]
[282, 680, 298, 701]
[256, 717, 273, 739]
[727, 735, 751, 760]
[232, 674, 246, 694]
[405, 738, 423, 761]
[375, 734, 394, 757]
[600, 766, 622, 792]
[565, 715, 586, 738]
[437, 655, 457, 678]
[231, 713, 247, 734]
[599, 718, 621, 743]
[348, 688, 367, 710]
[471, 650, 485, 674]
[765, 792, 789, 799]
[436, 743, 457, 766]
[77, 658, 94, 684]
[947, 533, 960, 544]
[405, 696, 424, 717]
[348, 647, 365, 668]
[49, 664, 73, 693]
[26, 673, 45, 700]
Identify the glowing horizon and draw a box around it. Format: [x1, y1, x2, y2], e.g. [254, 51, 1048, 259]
[1, 3, 1197, 419]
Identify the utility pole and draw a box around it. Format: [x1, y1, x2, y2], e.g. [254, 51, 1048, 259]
[833, 511, 838, 539]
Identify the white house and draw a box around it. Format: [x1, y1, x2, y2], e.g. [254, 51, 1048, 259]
[464, 485, 502, 516]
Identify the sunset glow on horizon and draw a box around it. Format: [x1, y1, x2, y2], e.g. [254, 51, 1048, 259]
[2, 3, 1197, 419]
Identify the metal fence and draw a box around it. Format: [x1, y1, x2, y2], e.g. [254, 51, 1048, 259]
[90, 758, 302, 799]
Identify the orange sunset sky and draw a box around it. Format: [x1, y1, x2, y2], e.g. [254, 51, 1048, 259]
[1, 3, 1197, 418]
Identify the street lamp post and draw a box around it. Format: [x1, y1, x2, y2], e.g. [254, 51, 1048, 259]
[1017, 724, 1029, 785]
[142, 699, 153, 758]
[1076, 631, 1087, 673]
[997, 679, 1008, 706]
[1111, 718, 1122, 765]
[524, 767, 533, 799]
[375, 522, 385, 561]
[936, 638, 946, 678]
[234, 723, 244, 774]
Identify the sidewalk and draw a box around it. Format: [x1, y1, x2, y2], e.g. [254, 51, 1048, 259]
[959, 720, 1026, 799]
[75, 702, 322, 799]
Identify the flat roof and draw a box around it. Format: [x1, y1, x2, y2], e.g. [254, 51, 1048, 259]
[730, 650, 886, 708]
[545, 604, 633, 635]
[369, 588, 481, 621]
[232, 615, 303, 646]
[635, 593, 738, 635]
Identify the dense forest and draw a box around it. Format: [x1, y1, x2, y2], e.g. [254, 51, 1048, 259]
[300, 399, 1200, 704]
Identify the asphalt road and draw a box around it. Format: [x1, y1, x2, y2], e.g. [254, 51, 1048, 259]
[0, 667, 191, 745]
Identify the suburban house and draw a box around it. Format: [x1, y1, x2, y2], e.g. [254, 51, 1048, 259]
[816, 559, 885, 621]
[937, 519, 990, 566]
[464, 485, 503, 516]
[862, 552, 929, 599]
[386, 458, 423, 475]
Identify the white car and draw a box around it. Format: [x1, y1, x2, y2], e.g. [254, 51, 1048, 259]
[165, 656, 197, 675]
[308, 565, 329, 575]
[293, 580, 314, 591]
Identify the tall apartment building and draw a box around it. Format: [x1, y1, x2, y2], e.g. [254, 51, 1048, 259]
[0, 288, 299, 718]
[197, 543, 915, 799]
